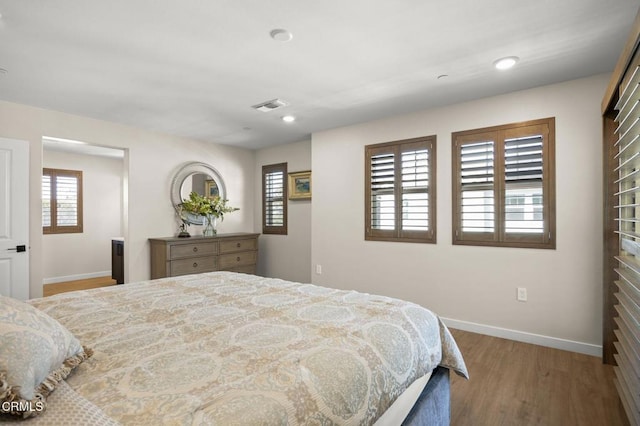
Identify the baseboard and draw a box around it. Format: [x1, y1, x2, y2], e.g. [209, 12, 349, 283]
[43, 271, 112, 285]
[441, 317, 602, 358]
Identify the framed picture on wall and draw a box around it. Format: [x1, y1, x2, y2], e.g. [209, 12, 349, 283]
[288, 171, 311, 200]
[205, 180, 219, 199]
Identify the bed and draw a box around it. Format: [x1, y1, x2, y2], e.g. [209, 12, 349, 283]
[1, 271, 468, 425]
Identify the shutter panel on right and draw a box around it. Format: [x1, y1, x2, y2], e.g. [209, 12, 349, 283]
[501, 122, 552, 246]
[401, 147, 429, 231]
[504, 135, 544, 234]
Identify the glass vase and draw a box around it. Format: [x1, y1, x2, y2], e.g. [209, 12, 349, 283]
[203, 214, 217, 236]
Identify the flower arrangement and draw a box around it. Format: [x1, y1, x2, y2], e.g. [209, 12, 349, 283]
[175, 192, 239, 237]
[179, 191, 239, 220]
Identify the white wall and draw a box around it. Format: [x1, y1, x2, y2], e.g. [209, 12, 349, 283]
[42, 150, 122, 282]
[255, 140, 312, 283]
[311, 74, 607, 353]
[0, 100, 255, 298]
[0, 73, 607, 354]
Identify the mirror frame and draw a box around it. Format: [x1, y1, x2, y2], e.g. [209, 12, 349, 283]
[170, 161, 227, 225]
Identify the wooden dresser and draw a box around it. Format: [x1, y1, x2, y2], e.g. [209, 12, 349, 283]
[149, 233, 259, 279]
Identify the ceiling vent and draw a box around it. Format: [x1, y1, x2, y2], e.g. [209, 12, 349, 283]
[251, 98, 289, 112]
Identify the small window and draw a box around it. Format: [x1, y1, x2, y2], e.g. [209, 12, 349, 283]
[262, 163, 288, 235]
[452, 118, 555, 249]
[365, 136, 436, 243]
[42, 168, 83, 234]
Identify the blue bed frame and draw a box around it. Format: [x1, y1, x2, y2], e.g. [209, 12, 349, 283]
[402, 366, 451, 426]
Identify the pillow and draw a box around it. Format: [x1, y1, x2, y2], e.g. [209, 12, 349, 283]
[0, 295, 92, 419]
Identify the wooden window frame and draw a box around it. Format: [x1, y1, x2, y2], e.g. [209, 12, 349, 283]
[452, 118, 556, 249]
[365, 136, 437, 244]
[262, 163, 288, 235]
[42, 168, 83, 234]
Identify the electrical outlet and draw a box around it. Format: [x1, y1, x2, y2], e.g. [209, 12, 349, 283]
[517, 287, 527, 302]
[315, 264, 322, 275]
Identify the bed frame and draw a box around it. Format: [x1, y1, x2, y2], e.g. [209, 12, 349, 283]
[402, 367, 451, 426]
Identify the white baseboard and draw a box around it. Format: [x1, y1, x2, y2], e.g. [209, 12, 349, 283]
[441, 317, 602, 358]
[43, 271, 112, 285]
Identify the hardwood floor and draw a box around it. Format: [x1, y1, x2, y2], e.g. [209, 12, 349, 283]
[449, 329, 629, 426]
[43, 276, 117, 297]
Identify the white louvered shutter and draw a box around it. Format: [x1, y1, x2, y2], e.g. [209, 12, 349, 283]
[460, 140, 495, 233]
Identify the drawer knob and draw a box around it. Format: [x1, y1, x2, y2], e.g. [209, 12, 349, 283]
[236, 243, 241, 248]
[236, 256, 241, 262]
[193, 262, 198, 268]
[193, 247, 198, 252]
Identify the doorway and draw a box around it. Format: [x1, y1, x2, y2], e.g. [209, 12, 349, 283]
[42, 137, 127, 293]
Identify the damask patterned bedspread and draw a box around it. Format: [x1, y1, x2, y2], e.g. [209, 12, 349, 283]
[29, 272, 468, 425]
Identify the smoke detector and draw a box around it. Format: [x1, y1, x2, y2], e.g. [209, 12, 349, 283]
[251, 98, 289, 112]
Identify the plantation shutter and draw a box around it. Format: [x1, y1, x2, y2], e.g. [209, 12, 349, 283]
[42, 168, 83, 234]
[504, 134, 544, 234]
[453, 118, 554, 249]
[42, 175, 52, 228]
[55, 175, 79, 226]
[262, 163, 288, 234]
[459, 139, 496, 237]
[400, 144, 430, 235]
[365, 136, 436, 243]
[370, 150, 395, 232]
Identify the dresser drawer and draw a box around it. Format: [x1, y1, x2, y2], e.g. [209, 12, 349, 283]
[170, 242, 217, 259]
[170, 256, 217, 276]
[218, 251, 257, 270]
[219, 238, 257, 254]
[230, 265, 257, 274]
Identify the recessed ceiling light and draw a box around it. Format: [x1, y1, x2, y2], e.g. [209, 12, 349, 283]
[270, 29, 293, 42]
[281, 115, 296, 123]
[494, 56, 519, 70]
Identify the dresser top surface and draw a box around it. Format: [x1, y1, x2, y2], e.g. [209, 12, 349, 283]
[149, 233, 260, 243]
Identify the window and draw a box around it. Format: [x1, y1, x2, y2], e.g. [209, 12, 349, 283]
[365, 136, 436, 243]
[262, 163, 287, 235]
[42, 168, 83, 234]
[452, 118, 555, 249]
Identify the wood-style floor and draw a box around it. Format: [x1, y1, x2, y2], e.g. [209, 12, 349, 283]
[450, 328, 629, 426]
[43, 276, 117, 297]
[41, 279, 629, 425]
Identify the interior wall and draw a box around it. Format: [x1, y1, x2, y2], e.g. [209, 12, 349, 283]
[311, 74, 607, 352]
[42, 150, 122, 282]
[0, 100, 255, 298]
[255, 140, 312, 283]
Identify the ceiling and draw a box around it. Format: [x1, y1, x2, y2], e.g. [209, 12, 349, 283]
[0, 1, 638, 150]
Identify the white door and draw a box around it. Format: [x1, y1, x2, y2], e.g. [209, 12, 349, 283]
[0, 138, 29, 300]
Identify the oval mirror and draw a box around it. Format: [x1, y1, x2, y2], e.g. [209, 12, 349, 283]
[170, 162, 227, 225]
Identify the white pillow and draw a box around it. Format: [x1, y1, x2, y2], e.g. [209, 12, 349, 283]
[0, 295, 92, 419]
